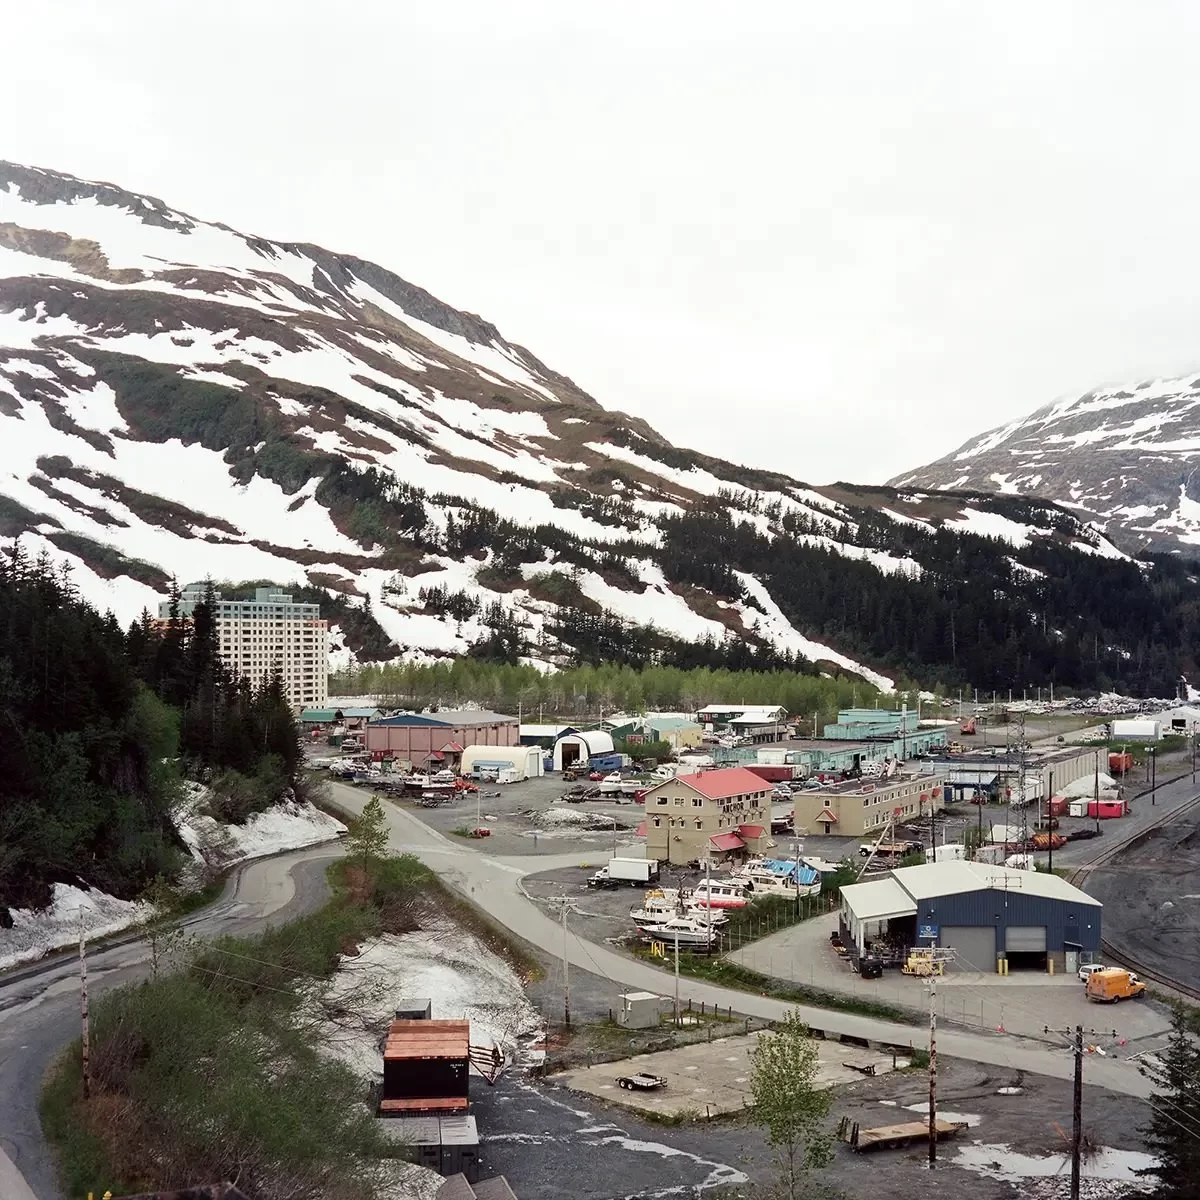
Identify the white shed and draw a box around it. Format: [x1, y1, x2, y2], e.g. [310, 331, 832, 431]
[460, 745, 545, 780]
[553, 730, 616, 771]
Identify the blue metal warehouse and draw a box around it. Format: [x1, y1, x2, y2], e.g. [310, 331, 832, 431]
[839, 861, 1101, 974]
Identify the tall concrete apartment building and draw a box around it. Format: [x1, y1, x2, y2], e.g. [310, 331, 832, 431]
[159, 584, 328, 709]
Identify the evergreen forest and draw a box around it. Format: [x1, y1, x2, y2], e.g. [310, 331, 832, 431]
[0, 549, 302, 913]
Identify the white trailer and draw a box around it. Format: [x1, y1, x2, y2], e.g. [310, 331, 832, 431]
[606, 856, 661, 885]
[1111, 718, 1161, 741]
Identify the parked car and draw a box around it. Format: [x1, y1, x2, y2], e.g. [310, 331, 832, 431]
[1078, 963, 1108, 983]
[588, 771, 604, 781]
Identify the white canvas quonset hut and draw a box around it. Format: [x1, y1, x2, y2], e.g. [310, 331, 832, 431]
[460, 745, 545, 780]
[552, 730, 615, 771]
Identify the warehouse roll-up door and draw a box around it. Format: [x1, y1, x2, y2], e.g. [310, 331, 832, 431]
[940, 926, 996, 972]
[1004, 926, 1047, 953]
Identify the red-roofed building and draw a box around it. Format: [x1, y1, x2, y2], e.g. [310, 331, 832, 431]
[642, 767, 772, 864]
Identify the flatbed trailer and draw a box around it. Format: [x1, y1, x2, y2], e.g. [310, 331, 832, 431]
[843, 1118, 968, 1152]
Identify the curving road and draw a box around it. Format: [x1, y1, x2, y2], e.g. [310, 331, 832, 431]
[0, 849, 339, 1200]
[2, 777, 1170, 1199]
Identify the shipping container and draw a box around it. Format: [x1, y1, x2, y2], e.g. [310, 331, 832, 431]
[1068, 799, 1089, 818]
[1087, 798, 1128, 819]
[1108, 751, 1134, 776]
[1048, 796, 1069, 817]
[746, 764, 797, 783]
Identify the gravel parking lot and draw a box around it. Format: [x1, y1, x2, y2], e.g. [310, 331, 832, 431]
[473, 1054, 1153, 1200]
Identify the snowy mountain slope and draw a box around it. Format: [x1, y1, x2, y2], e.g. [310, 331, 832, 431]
[0, 162, 1144, 692]
[890, 372, 1200, 554]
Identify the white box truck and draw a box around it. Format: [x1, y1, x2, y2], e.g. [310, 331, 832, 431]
[1111, 718, 1161, 740]
[587, 856, 660, 888]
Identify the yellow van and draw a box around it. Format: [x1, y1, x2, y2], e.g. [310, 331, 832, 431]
[1085, 968, 1146, 1003]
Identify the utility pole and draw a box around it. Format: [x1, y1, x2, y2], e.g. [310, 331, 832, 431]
[1047, 769, 1055, 872]
[1150, 746, 1157, 803]
[560, 901, 571, 1028]
[673, 930, 681, 1028]
[1071, 1024, 1084, 1200]
[79, 918, 90, 1102]
[1093, 749, 1100, 832]
[1192, 722, 1196, 785]
[929, 970, 938, 1167]
[925, 946, 954, 1166]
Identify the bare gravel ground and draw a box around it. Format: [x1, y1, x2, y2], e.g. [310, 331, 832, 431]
[473, 1053, 1152, 1200]
[1087, 801, 1200, 994]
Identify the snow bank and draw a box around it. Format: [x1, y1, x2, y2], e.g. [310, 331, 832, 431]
[953, 1141, 1155, 1197]
[0, 885, 152, 971]
[307, 928, 544, 1085]
[1061, 772, 1119, 798]
[174, 786, 345, 869]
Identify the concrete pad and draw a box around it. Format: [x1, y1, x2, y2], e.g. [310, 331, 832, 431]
[550, 1033, 903, 1118]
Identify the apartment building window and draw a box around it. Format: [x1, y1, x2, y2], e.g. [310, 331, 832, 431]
[691, 798, 703, 808]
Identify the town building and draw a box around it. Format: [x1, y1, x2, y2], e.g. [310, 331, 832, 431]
[518, 724, 578, 747]
[696, 704, 788, 742]
[159, 584, 328, 709]
[642, 766, 772, 865]
[364, 711, 518, 766]
[552, 730, 615, 771]
[792, 772, 943, 836]
[601, 714, 704, 751]
[839, 860, 1102, 974]
[460, 745, 545, 780]
[299, 706, 381, 731]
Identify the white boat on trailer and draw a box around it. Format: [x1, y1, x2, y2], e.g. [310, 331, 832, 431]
[687, 879, 750, 910]
[629, 889, 727, 926]
[636, 915, 722, 949]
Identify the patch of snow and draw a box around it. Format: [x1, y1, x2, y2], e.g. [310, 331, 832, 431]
[306, 928, 543, 1086]
[732, 571, 895, 692]
[902, 1102, 981, 1126]
[947, 507, 1051, 548]
[174, 786, 345, 870]
[953, 1141, 1156, 1193]
[0, 884, 152, 971]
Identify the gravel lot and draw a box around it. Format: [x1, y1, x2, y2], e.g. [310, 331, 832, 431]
[1087, 797, 1200, 993]
[473, 1054, 1153, 1199]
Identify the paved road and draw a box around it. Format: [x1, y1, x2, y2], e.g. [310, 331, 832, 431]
[0, 849, 339, 1200]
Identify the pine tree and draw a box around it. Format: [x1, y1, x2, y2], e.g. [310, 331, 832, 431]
[1140, 1006, 1200, 1198]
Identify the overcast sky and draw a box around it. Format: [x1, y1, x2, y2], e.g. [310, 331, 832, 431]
[9, 2, 1200, 484]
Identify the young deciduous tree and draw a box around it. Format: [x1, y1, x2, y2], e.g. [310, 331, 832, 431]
[345, 795, 389, 865]
[749, 1012, 833, 1200]
[1140, 1005, 1200, 1198]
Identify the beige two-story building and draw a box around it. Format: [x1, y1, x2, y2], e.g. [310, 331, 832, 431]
[792, 772, 944, 837]
[643, 767, 773, 865]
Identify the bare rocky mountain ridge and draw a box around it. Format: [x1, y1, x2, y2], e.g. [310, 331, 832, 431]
[891, 373, 1200, 555]
[0, 162, 1134, 691]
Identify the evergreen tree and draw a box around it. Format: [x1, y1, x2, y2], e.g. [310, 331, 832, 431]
[1140, 1007, 1200, 1198]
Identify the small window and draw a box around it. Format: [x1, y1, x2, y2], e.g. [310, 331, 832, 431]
[694, 818, 703, 830]
[652, 816, 661, 827]
[692, 798, 703, 808]
[656, 797, 669, 806]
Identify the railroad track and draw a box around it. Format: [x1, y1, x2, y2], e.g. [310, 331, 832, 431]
[1068, 790, 1200, 1003]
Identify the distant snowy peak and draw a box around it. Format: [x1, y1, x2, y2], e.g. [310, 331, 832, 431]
[0, 161, 1130, 690]
[891, 371, 1200, 553]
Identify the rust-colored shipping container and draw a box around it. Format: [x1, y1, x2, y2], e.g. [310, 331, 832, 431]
[1087, 799, 1128, 819]
[1108, 751, 1134, 776]
[1047, 796, 1069, 817]
[380, 1019, 470, 1116]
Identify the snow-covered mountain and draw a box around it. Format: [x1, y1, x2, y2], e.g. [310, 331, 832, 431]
[890, 372, 1200, 554]
[0, 162, 1135, 693]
